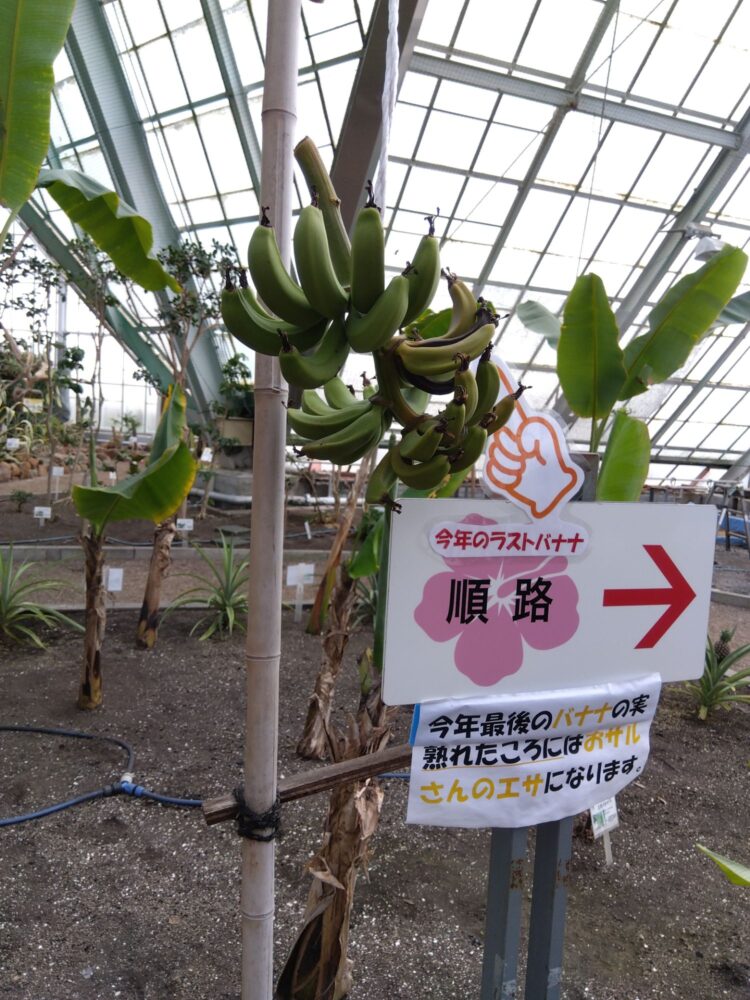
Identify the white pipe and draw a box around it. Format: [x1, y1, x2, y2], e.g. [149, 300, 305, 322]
[241, 3, 301, 999]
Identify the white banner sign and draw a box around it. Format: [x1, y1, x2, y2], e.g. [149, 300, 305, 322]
[407, 675, 660, 828]
[383, 499, 715, 703]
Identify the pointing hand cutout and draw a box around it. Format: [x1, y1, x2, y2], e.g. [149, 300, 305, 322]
[482, 361, 583, 519]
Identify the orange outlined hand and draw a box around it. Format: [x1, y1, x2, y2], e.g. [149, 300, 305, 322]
[482, 360, 583, 520]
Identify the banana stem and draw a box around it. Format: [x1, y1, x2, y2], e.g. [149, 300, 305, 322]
[590, 413, 609, 452]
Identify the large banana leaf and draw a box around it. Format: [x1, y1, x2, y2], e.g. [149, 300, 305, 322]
[148, 384, 187, 466]
[517, 300, 561, 345]
[619, 246, 748, 399]
[36, 169, 180, 293]
[596, 410, 650, 501]
[72, 441, 197, 532]
[73, 384, 196, 531]
[557, 274, 626, 418]
[0, 0, 76, 211]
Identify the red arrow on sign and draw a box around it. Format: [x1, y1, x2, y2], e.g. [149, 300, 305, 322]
[602, 544, 696, 649]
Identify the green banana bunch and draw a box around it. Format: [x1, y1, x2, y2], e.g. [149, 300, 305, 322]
[403, 214, 442, 325]
[287, 399, 371, 440]
[469, 344, 501, 425]
[399, 417, 446, 462]
[293, 198, 349, 319]
[324, 376, 358, 409]
[390, 443, 451, 490]
[350, 182, 385, 313]
[299, 403, 389, 465]
[301, 389, 336, 416]
[395, 307, 496, 378]
[278, 317, 350, 390]
[442, 268, 479, 339]
[480, 385, 528, 434]
[365, 447, 398, 505]
[220, 270, 325, 356]
[372, 347, 433, 430]
[454, 357, 478, 422]
[439, 388, 468, 442]
[346, 273, 409, 353]
[448, 424, 488, 473]
[248, 209, 321, 328]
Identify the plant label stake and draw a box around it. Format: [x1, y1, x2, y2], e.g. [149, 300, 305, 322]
[6, 437, 19, 451]
[287, 562, 315, 622]
[105, 567, 123, 592]
[52, 465, 64, 499]
[176, 517, 194, 547]
[33, 505, 51, 527]
[591, 796, 618, 866]
[304, 520, 312, 541]
[108, 471, 117, 484]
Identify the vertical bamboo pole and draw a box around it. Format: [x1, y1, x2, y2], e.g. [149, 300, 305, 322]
[241, 4, 301, 998]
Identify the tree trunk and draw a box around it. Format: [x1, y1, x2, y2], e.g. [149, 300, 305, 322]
[277, 657, 394, 1000]
[79, 528, 106, 710]
[136, 518, 177, 649]
[297, 565, 358, 760]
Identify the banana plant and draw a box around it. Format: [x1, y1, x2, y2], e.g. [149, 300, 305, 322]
[534, 245, 748, 501]
[72, 385, 197, 709]
[697, 846, 750, 886]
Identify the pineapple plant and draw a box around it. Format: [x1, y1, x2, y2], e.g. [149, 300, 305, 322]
[713, 627, 735, 662]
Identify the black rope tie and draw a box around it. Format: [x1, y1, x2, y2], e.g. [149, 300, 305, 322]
[232, 786, 282, 842]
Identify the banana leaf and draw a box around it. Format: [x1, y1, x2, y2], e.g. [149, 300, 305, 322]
[36, 169, 180, 293]
[596, 410, 650, 502]
[147, 384, 188, 466]
[72, 441, 196, 532]
[696, 845, 750, 886]
[557, 273, 626, 418]
[517, 300, 561, 345]
[715, 290, 750, 326]
[619, 246, 748, 399]
[348, 513, 383, 579]
[416, 308, 452, 339]
[0, 0, 76, 211]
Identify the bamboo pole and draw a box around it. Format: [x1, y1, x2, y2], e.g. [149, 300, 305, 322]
[241, 4, 301, 999]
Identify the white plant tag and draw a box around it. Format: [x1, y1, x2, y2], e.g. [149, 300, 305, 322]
[200, 448, 213, 463]
[304, 521, 312, 540]
[590, 796, 619, 838]
[34, 506, 51, 525]
[52, 466, 64, 478]
[105, 567, 124, 592]
[6, 437, 19, 451]
[176, 518, 194, 532]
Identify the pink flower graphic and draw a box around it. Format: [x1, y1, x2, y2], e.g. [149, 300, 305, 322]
[414, 515, 579, 686]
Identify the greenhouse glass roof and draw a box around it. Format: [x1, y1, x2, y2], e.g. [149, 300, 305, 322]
[23, 0, 750, 483]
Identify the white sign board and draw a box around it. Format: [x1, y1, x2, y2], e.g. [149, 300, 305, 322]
[286, 562, 315, 586]
[383, 499, 715, 704]
[200, 448, 213, 463]
[105, 567, 124, 592]
[176, 518, 194, 532]
[52, 465, 64, 478]
[590, 796, 619, 838]
[6, 437, 19, 451]
[407, 675, 659, 828]
[33, 506, 52, 521]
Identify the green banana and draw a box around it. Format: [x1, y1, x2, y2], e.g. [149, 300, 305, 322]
[480, 385, 528, 434]
[454, 358, 479, 422]
[469, 344, 501, 425]
[403, 215, 441, 324]
[440, 389, 468, 442]
[248, 210, 321, 328]
[301, 389, 335, 416]
[220, 272, 325, 356]
[278, 317, 350, 390]
[390, 445, 451, 490]
[301, 404, 386, 464]
[287, 400, 372, 440]
[395, 316, 495, 377]
[399, 418, 445, 462]
[350, 182, 385, 313]
[293, 137, 351, 286]
[365, 447, 397, 505]
[395, 355, 457, 396]
[372, 348, 430, 429]
[443, 269, 478, 338]
[346, 274, 409, 353]
[324, 376, 359, 410]
[401, 386, 431, 413]
[448, 424, 488, 472]
[293, 200, 349, 319]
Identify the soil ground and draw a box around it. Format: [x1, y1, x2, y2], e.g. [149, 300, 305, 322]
[1, 485, 749, 1000]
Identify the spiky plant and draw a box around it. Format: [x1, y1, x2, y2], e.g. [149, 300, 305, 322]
[688, 636, 750, 720]
[163, 534, 249, 640]
[0, 547, 83, 648]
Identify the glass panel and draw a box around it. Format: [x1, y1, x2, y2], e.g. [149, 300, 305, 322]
[517, 0, 601, 78]
[318, 61, 358, 145]
[171, 23, 225, 103]
[161, 119, 216, 200]
[199, 106, 253, 192]
[434, 81, 497, 120]
[418, 0, 467, 46]
[630, 20, 714, 107]
[118, 0, 166, 46]
[54, 78, 95, 143]
[630, 134, 709, 206]
[138, 37, 189, 112]
[160, 0, 203, 31]
[224, 4, 265, 87]
[309, 21, 362, 64]
[418, 110, 487, 171]
[473, 122, 543, 179]
[390, 103, 428, 158]
[399, 167, 465, 220]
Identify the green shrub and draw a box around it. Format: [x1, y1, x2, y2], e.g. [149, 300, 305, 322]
[165, 534, 249, 640]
